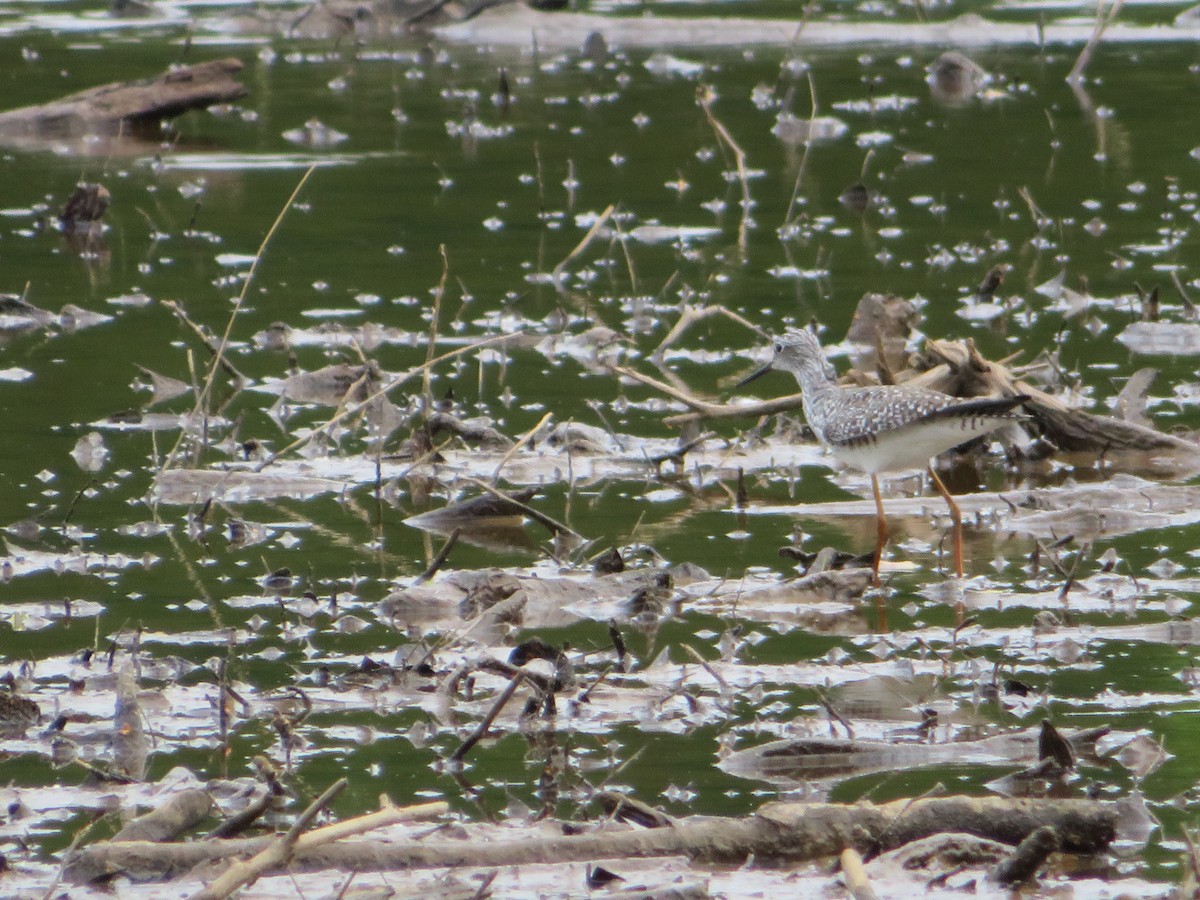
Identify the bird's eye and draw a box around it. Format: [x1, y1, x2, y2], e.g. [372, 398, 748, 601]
[773, 343, 782, 354]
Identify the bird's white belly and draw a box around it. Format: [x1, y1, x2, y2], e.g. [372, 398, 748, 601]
[825, 418, 1005, 474]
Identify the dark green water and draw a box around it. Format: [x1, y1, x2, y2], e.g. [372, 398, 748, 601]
[0, 2, 1199, 888]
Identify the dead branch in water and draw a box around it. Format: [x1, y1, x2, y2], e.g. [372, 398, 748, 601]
[70, 793, 448, 891]
[618, 336, 1200, 470]
[1067, 0, 1124, 85]
[190, 778, 349, 900]
[697, 84, 752, 255]
[159, 165, 317, 476]
[651, 304, 766, 361]
[67, 796, 1113, 884]
[552, 204, 614, 285]
[612, 364, 804, 424]
[458, 476, 583, 542]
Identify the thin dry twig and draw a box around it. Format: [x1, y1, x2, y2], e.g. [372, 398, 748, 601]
[423, 245, 449, 406]
[1171, 269, 1198, 317]
[697, 85, 752, 254]
[458, 476, 583, 541]
[162, 165, 317, 475]
[492, 411, 553, 484]
[783, 68, 819, 227]
[651, 305, 766, 360]
[161, 300, 249, 384]
[1017, 186, 1051, 233]
[297, 797, 447, 846]
[42, 812, 104, 900]
[681, 643, 730, 695]
[552, 204, 614, 284]
[606, 211, 640, 292]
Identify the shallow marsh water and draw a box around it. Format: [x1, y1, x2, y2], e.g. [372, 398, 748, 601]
[1, 0, 1200, 894]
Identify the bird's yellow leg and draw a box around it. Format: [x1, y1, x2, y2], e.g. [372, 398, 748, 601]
[928, 465, 963, 578]
[871, 474, 888, 587]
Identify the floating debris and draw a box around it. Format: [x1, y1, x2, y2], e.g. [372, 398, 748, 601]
[282, 117, 349, 147]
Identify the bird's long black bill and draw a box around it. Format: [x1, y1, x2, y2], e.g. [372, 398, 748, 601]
[735, 362, 774, 389]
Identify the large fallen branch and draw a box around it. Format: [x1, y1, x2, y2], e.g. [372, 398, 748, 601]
[68, 797, 448, 885]
[916, 338, 1200, 463]
[67, 796, 1114, 883]
[612, 365, 803, 424]
[191, 779, 344, 900]
[0, 58, 246, 136]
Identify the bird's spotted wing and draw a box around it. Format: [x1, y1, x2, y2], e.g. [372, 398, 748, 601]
[813, 386, 957, 447]
[814, 388, 1024, 448]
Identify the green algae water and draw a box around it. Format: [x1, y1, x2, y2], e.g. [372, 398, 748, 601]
[0, 2, 1199, 891]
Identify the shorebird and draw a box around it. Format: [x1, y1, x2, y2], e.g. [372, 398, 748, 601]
[739, 327, 1026, 584]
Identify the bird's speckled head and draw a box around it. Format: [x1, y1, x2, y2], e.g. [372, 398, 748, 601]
[737, 326, 837, 393]
[768, 327, 838, 389]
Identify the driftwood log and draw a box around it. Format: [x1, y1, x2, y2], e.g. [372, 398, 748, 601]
[0, 58, 246, 137]
[913, 338, 1200, 463]
[66, 796, 1115, 884]
[112, 790, 214, 843]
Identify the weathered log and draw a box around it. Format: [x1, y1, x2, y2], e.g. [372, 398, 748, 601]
[720, 725, 1109, 786]
[112, 790, 214, 843]
[0, 58, 246, 136]
[917, 338, 1200, 464]
[65, 796, 1115, 884]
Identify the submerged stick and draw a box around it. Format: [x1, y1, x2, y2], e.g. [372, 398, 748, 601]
[416, 528, 461, 584]
[450, 672, 525, 763]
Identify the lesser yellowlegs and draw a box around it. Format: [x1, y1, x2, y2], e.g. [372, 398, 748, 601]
[740, 327, 1027, 584]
